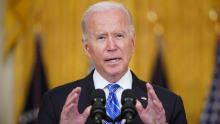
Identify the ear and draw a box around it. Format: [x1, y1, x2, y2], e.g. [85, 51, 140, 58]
[83, 41, 91, 58]
[131, 33, 136, 53]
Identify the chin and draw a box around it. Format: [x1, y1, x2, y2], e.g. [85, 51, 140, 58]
[105, 66, 126, 77]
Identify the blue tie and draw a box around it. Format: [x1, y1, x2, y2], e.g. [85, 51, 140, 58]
[105, 84, 121, 124]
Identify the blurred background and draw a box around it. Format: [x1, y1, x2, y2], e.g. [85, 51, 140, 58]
[0, 0, 220, 124]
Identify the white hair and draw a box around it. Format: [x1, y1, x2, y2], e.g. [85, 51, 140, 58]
[81, 1, 135, 41]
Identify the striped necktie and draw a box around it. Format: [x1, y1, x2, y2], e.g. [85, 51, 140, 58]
[105, 84, 121, 124]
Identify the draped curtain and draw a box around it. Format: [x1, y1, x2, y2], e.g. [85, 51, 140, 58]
[3, 0, 220, 123]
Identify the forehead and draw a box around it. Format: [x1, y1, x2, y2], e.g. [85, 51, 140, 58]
[87, 9, 129, 33]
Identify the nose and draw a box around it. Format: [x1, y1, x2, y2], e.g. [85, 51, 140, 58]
[106, 36, 117, 51]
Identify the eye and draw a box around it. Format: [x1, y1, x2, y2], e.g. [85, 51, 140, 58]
[96, 34, 107, 41]
[97, 36, 105, 40]
[115, 33, 124, 38]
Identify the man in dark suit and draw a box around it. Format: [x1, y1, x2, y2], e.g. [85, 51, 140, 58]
[38, 1, 187, 124]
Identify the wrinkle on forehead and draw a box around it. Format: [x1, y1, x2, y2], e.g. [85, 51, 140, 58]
[87, 9, 130, 36]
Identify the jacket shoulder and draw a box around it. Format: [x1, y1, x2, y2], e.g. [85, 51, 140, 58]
[47, 70, 94, 97]
[48, 79, 83, 96]
[152, 85, 187, 123]
[153, 84, 179, 99]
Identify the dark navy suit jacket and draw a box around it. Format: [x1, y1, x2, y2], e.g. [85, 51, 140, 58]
[38, 70, 187, 124]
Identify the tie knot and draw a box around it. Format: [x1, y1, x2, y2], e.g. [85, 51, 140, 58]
[106, 83, 120, 93]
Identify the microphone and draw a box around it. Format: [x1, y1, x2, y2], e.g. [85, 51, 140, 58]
[121, 89, 137, 124]
[91, 89, 106, 124]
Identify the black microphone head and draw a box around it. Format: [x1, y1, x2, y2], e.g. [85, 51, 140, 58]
[91, 89, 106, 124]
[121, 89, 137, 124]
[121, 89, 136, 105]
[92, 89, 106, 104]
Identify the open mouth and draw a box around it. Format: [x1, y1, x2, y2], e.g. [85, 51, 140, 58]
[105, 58, 121, 63]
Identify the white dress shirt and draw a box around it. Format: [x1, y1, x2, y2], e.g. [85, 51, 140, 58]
[93, 69, 132, 107]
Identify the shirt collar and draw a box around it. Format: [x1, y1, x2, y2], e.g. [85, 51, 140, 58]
[93, 69, 132, 90]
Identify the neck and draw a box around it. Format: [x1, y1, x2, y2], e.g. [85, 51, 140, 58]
[97, 69, 128, 83]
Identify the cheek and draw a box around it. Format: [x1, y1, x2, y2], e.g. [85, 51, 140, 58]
[89, 46, 104, 60]
[124, 45, 134, 61]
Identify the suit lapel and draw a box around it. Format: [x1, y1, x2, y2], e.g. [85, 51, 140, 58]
[131, 71, 148, 123]
[78, 70, 95, 113]
[131, 71, 148, 104]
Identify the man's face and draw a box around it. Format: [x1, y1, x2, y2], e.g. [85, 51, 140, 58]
[83, 9, 135, 81]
